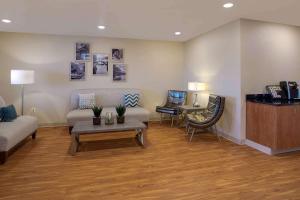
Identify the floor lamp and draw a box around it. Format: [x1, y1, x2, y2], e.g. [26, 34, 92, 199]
[188, 82, 207, 107]
[11, 70, 35, 115]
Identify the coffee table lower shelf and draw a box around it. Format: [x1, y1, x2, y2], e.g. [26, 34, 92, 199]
[69, 120, 147, 156]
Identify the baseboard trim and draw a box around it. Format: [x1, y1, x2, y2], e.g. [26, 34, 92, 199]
[219, 131, 244, 145]
[245, 139, 272, 155]
[245, 139, 300, 155]
[271, 147, 300, 155]
[39, 123, 68, 128]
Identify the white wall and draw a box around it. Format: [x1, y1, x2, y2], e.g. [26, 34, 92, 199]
[184, 20, 242, 142]
[0, 32, 184, 125]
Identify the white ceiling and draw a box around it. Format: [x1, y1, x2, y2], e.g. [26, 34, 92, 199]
[0, 0, 300, 41]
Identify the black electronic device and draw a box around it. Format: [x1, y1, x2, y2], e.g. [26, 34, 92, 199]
[266, 85, 286, 99]
[279, 81, 299, 100]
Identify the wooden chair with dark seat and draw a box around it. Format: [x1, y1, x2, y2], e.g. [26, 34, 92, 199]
[186, 94, 225, 142]
[156, 90, 187, 127]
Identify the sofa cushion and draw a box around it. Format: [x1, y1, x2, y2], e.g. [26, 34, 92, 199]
[1, 105, 18, 122]
[105, 107, 150, 122]
[67, 106, 150, 126]
[0, 116, 38, 151]
[66, 109, 94, 125]
[70, 88, 143, 109]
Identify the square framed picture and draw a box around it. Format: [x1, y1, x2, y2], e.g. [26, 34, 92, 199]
[70, 62, 85, 80]
[76, 42, 90, 61]
[93, 53, 108, 75]
[113, 64, 126, 81]
[112, 48, 124, 62]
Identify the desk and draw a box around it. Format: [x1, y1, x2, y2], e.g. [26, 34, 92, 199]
[246, 100, 300, 155]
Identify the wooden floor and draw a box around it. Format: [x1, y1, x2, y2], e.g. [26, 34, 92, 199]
[1, 122, 300, 200]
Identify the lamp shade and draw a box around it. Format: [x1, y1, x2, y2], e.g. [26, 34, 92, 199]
[11, 70, 35, 85]
[188, 82, 206, 91]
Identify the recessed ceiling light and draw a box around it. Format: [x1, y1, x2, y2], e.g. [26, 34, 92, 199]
[223, 2, 234, 8]
[97, 25, 106, 30]
[1, 19, 12, 23]
[174, 32, 181, 36]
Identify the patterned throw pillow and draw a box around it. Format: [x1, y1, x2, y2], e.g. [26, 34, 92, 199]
[124, 94, 139, 107]
[78, 93, 96, 109]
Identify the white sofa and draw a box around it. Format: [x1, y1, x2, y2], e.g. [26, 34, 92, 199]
[66, 88, 150, 132]
[0, 96, 38, 164]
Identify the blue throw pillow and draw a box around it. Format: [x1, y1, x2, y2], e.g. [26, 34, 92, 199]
[2, 105, 18, 122]
[124, 94, 139, 107]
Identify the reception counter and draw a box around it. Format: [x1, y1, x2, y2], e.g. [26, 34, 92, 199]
[246, 97, 300, 155]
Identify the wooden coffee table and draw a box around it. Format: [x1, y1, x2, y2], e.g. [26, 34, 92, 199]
[69, 120, 147, 155]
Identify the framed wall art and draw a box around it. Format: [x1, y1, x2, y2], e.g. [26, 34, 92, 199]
[76, 42, 90, 61]
[113, 64, 126, 81]
[93, 53, 108, 75]
[112, 48, 124, 62]
[70, 61, 85, 80]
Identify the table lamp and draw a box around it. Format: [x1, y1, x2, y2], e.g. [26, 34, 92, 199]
[11, 70, 35, 115]
[188, 82, 206, 107]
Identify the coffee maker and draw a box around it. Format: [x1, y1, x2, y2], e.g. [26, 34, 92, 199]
[279, 81, 299, 100]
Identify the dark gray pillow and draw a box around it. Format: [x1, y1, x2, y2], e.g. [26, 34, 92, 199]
[0, 107, 4, 122]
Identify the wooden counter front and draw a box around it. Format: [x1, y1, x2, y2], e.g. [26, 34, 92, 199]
[246, 101, 300, 150]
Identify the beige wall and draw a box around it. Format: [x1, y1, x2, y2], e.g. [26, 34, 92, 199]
[240, 19, 300, 139]
[1, 19, 299, 141]
[241, 19, 300, 94]
[184, 19, 300, 142]
[0, 32, 184, 125]
[184, 20, 242, 142]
